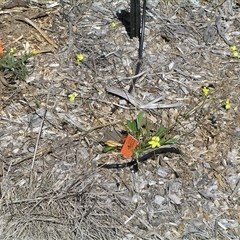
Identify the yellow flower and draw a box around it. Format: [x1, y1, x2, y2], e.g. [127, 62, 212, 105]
[148, 136, 160, 148]
[232, 51, 238, 58]
[9, 47, 16, 55]
[230, 46, 238, 58]
[202, 86, 209, 96]
[230, 45, 237, 51]
[110, 22, 118, 29]
[68, 93, 78, 102]
[225, 99, 231, 110]
[76, 54, 84, 65]
[32, 49, 38, 55]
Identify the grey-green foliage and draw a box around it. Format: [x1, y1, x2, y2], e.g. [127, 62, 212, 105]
[0, 51, 32, 82]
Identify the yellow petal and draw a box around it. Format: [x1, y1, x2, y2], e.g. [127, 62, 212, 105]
[225, 99, 231, 110]
[76, 54, 84, 61]
[232, 51, 238, 58]
[32, 49, 38, 55]
[148, 136, 161, 148]
[152, 136, 160, 142]
[202, 87, 209, 96]
[68, 93, 78, 102]
[230, 45, 238, 51]
[9, 47, 16, 54]
[110, 22, 118, 28]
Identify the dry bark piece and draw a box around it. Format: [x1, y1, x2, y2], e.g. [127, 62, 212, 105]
[1, 0, 29, 10]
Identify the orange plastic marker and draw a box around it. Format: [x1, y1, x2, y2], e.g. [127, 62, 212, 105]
[121, 134, 138, 158]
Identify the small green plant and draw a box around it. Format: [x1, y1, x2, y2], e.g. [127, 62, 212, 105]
[103, 112, 177, 156]
[126, 112, 177, 155]
[0, 48, 32, 83]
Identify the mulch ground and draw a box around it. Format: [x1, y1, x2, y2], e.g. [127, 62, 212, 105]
[0, 0, 240, 239]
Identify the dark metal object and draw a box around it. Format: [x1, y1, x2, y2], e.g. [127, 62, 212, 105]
[130, 0, 140, 39]
[98, 146, 182, 169]
[128, 0, 147, 93]
[139, 0, 146, 60]
[111, 0, 147, 114]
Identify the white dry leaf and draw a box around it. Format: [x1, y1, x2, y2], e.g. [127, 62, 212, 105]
[78, 147, 89, 160]
[132, 193, 142, 203]
[168, 194, 181, 205]
[23, 41, 30, 52]
[46, 1, 60, 8]
[154, 195, 165, 206]
[157, 167, 169, 178]
[169, 61, 175, 70]
[119, 99, 127, 105]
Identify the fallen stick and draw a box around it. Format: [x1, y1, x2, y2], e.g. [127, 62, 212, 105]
[15, 16, 58, 49]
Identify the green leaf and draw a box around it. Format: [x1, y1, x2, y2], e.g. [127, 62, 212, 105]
[136, 112, 144, 130]
[164, 137, 177, 144]
[0, 63, 11, 69]
[140, 119, 150, 145]
[126, 119, 137, 134]
[126, 120, 132, 131]
[133, 148, 145, 155]
[145, 120, 150, 136]
[160, 137, 177, 145]
[102, 146, 117, 153]
[160, 138, 167, 144]
[155, 125, 165, 136]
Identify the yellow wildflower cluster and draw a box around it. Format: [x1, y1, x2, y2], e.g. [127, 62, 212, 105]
[230, 45, 238, 58]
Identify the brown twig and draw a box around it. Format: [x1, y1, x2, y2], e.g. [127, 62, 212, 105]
[15, 16, 58, 49]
